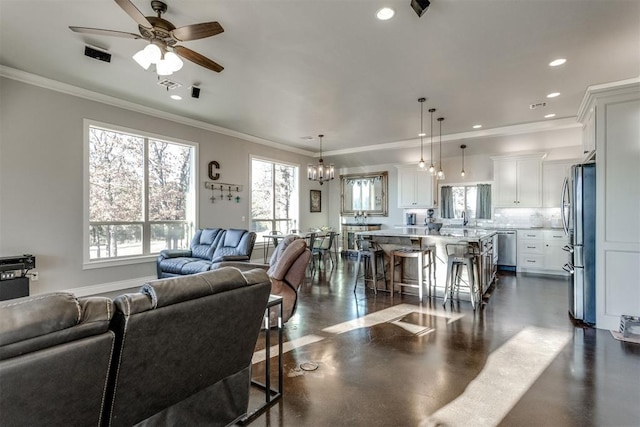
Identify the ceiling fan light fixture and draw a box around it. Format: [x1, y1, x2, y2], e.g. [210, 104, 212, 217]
[156, 58, 174, 76]
[164, 51, 183, 71]
[143, 42, 162, 63]
[133, 49, 152, 70]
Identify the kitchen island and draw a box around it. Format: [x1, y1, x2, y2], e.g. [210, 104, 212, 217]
[356, 227, 497, 303]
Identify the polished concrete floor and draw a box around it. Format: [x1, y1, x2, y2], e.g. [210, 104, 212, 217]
[246, 257, 640, 427]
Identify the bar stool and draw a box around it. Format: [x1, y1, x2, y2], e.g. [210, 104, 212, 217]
[390, 247, 433, 302]
[443, 242, 480, 310]
[353, 239, 386, 295]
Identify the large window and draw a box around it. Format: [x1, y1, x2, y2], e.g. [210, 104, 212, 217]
[85, 121, 197, 265]
[441, 184, 491, 219]
[250, 157, 298, 240]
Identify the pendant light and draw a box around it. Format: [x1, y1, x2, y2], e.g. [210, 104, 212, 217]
[428, 108, 436, 174]
[436, 117, 445, 180]
[460, 144, 467, 177]
[307, 134, 335, 185]
[417, 98, 427, 170]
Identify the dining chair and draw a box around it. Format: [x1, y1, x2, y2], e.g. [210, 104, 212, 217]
[313, 231, 338, 267]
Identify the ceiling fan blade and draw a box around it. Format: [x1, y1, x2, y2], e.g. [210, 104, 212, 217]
[171, 22, 224, 42]
[114, 0, 152, 29]
[69, 26, 142, 39]
[174, 46, 224, 73]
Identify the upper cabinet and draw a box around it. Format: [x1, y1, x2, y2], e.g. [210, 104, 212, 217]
[582, 105, 596, 157]
[396, 166, 434, 208]
[542, 160, 577, 208]
[492, 154, 545, 207]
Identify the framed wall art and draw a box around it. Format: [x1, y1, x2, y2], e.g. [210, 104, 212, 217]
[310, 190, 321, 212]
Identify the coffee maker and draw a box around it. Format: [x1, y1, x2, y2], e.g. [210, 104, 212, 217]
[406, 213, 416, 225]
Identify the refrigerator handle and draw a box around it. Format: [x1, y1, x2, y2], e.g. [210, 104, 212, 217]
[561, 176, 570, 236]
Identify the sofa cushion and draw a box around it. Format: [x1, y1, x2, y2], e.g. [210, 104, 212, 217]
[180, 260, 213, 275]
[190, 228, 224, 259]
[158, 257, 201, 275]
[0, 294, 114, 361]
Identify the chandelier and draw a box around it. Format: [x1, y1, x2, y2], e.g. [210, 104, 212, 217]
[307, 134, 335, 185]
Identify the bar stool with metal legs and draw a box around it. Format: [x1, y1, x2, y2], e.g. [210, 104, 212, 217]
[442, 242, 480, 309]
[389, 247, 433, 302]
[353, 239, 386, 295]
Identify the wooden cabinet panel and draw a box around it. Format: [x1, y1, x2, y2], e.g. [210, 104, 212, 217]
[493, 155, 544, 207]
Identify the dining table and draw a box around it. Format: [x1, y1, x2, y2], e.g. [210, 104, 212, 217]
[262, 231, 339, 263]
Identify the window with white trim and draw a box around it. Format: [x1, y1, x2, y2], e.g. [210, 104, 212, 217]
[85, 121, 197, 265]
[250, 157, 299, 240]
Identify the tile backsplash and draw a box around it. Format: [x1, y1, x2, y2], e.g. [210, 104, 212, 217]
[403, 207, 563, 228]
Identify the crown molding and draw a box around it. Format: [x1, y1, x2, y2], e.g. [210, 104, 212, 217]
[0, 65, 315, 157]
[324, 117, 581, 157]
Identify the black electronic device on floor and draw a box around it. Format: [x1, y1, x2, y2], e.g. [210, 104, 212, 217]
[0, 254, 35, 301]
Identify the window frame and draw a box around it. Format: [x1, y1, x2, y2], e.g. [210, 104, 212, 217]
[249, 155, 299, 245]
[83, 119, 199, 269]
[439, 181, 493, 220]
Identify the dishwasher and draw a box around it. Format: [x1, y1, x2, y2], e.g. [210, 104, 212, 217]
[496, 230, 517, 271]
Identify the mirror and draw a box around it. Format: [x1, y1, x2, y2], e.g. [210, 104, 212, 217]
[340, 171, 388, 216]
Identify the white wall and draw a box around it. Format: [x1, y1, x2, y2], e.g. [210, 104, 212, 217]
[0, 77, 326, 294]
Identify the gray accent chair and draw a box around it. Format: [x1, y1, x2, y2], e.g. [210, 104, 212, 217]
[157, 228, 256, 278]
[0, 292, 115, 427]
[214, 235, 311, 324]
[104, 267, 271, 427]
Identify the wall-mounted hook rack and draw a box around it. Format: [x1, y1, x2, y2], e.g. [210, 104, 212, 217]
[204, 182, 243, 203]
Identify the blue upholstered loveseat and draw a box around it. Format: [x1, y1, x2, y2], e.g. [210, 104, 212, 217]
[156, 228, 256, 278]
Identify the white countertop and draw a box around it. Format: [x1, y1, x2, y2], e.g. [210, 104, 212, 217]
[358, 227, 496, 242]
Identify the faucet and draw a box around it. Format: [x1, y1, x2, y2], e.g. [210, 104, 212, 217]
[462, 211, 468, 226]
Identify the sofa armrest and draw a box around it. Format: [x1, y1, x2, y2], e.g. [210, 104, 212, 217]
[219, 255, 250, 262]
[159, 249, 193, 260]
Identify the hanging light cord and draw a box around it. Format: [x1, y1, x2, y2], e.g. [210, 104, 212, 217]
[429, 108, 436, 172]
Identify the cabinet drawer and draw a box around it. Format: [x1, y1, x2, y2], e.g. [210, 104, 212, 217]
[543, 229, 567, 242]
[519, 241, 543, 254]
[519, 254, 544, 267]
[518, 229, 543, 240]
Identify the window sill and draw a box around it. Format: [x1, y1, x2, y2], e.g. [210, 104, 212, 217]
[83, 254, 158, 270]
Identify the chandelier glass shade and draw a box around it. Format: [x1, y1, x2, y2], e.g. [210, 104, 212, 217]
[133, 42, 183, 76]
[307, 134, 335, 185]
[436, 117, 445, 180]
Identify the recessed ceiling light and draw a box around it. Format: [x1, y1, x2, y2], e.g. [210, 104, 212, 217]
[170, 95, 182, 100]
[418, 132, 426, 137]
[547, 92, 560, 98]
[376, 7, 395, 20]
[544, 113, 556, 118]
[549, 58, 567, 67]
[472, 125, 482, 129]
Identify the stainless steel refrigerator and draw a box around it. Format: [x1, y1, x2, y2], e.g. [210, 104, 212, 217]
[561, 163, 596, 324]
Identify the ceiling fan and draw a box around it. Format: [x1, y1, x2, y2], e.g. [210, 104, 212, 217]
[70, 0, 224, 73]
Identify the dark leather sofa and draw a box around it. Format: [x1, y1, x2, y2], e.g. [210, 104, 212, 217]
[0, 267, 271, 427]
[0, 292, 115, 426]
[157, 228, 257, 278]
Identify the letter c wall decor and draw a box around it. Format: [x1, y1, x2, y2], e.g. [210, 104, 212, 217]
[208, 161, 220, 180]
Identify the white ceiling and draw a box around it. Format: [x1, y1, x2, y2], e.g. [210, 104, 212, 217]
[1, 0, 639, 163]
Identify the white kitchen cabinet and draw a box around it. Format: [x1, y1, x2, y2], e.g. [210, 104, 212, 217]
[542, 229, 570, 274]
[542, 160, 577, 208]
[492, 154, 545, 207]
[582, 104, 596, 157]
[396, 166, 434, 208]
[577, 79, 640, 330]
[517, 229, 569, 275]
[517, 229, 544, 272]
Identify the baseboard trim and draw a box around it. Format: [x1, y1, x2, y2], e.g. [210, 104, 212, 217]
[61, 275, 156, 297]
